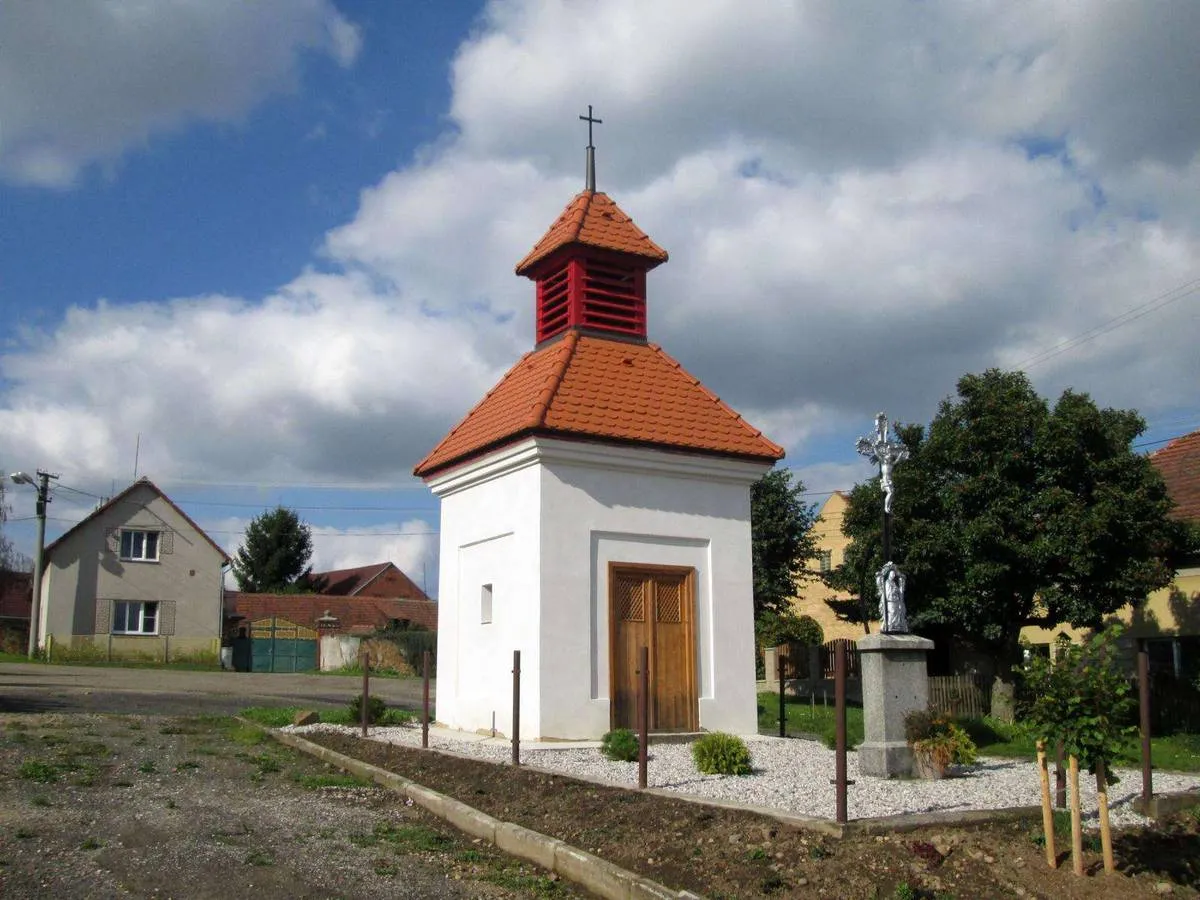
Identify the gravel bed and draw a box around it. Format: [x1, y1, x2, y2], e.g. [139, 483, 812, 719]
[286, 723, 1200, 831]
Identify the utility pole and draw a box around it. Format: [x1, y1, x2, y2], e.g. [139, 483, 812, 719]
[9, 470, 59, 658]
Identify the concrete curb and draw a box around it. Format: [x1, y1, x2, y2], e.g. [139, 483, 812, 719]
[1133, 789, 1200, 820]
[263, 726, 697, 900]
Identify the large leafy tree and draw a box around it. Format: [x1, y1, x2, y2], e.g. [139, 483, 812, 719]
[751, 468, 820, 623]
[835, 370, 1184, 704]
[231, 506, 315, 593]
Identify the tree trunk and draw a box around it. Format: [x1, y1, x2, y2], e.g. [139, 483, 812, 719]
[991, 676, 1016, 723]
[990, 639, 1023, 723]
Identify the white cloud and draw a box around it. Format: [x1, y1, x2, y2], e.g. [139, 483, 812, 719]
[0, 0, 360, 187]
[0, 271, 507, 483]
[2, 0, 1199, 500]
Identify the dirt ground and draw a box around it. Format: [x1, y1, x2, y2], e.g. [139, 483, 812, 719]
[0, 713, 586, 899]
[307, 731, 1200, 900]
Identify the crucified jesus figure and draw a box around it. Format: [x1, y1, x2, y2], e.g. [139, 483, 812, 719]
[855, 412, 908, 514]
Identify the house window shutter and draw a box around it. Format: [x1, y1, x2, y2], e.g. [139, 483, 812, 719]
[160, 531, 175, 554]
[105, 529, 119, 554]
[95, 598, 111, 634]
[159, 600, 176, 636]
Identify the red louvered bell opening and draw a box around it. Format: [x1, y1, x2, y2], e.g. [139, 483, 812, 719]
[580, 259, 646, 338]
[535, 261, 571, 343]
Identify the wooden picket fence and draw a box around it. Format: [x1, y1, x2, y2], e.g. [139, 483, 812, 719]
[928, 674, 991, 718]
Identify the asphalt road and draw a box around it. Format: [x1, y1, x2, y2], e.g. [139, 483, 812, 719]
[0, 661, 434, 717]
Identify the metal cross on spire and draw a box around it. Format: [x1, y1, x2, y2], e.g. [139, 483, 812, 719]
[579, 104, 602, 191]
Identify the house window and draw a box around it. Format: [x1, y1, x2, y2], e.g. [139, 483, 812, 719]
[481, 583, 493, 625]
[818, 550, 833, 573]
[113, 601, 159, 635]
[120, 529, 160, 562]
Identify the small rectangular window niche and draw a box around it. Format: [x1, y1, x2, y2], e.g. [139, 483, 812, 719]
[481, 583, 493, 625]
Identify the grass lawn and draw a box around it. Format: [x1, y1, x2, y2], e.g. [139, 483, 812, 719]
[758, 691, 864, 749]
[240, 705, 420, 729]
[318, 662, 411, 680]
[0, 651, 218, 671]
[0, 651, 39, 664]
[758, 692, 1200, 773]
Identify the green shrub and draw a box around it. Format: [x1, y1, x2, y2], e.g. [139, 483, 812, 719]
[348, 693, 387, 725]
[691, 732, 752, 775]
[600, 729, 640, 762]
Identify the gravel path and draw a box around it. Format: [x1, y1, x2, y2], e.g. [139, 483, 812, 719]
[288, 723, 1200, 830]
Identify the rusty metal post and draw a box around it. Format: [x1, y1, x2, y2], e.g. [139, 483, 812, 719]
[422, 649, 431, 749]
[638, 645, 649, 790]
[360, 646, 370, 738]
[778, 651, 787, 738]
[1139, 641, 1153, 805]
[834, 639, 848, 824]
[512, 650, 521, 767]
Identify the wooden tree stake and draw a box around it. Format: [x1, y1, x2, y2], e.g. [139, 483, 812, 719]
[1069, 754, 1084, 876]
[1036, 741, 1056, 868]
[1095, 759, 1115, 874]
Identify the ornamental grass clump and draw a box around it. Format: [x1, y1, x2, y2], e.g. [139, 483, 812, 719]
[904, 710, 978, 772]
[692, 732, 752, 776]
[600, 728, 640, 762]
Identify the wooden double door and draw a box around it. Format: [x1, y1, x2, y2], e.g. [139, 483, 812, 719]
[610, 564, 698, 732]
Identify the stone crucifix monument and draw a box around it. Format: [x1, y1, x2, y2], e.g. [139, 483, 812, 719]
[855, 413, 934, 778]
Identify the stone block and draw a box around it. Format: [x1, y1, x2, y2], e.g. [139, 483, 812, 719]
[292, 709, 320, 726]
[857, 632, 933, 778]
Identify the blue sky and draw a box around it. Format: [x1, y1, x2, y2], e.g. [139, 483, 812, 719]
[2, 1, 1198, 593]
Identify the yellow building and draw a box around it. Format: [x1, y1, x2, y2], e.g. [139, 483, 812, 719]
[1020, 429, 1200, 678]
[789, 491, 880, 640]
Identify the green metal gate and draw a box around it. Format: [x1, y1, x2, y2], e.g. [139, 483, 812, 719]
[250, 617, 318, 673]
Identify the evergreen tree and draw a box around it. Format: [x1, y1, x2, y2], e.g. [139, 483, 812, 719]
[231, 506, 315, 593]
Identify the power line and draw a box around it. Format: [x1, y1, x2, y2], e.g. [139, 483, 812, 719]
[38, 516, 436, 538]
[171, 499, 435, 512]
[1016, 276, 1200, 371]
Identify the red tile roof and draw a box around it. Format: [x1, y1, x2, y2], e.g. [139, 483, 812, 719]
[0, 571, 31, 620]
[414, 331, 784, 477]
[310, 562, 429, 600]
[515, 191, 668, 276]
[224, 592, 437, 634]
[1150, 429, 1200, 522]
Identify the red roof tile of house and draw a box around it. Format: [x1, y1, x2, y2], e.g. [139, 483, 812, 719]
[310, 562, 429, 601]
[514, 191, 668, 275]
[1150, 428, 1200, 522]
[224, 592, 437, 634]
[414, 331, 784, 478]
[0, 571, 31, 620]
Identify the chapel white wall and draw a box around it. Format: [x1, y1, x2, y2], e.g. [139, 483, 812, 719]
[537, 447, 766, 739]
[433, 460, 542, 738]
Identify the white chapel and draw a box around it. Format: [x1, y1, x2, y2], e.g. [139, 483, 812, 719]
[414, 140, 784, 740]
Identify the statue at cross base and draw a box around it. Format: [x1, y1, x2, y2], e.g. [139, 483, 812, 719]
[875, 561, 908, 634]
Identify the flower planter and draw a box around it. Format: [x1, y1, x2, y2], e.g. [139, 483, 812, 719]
[912, 748, 948, 779]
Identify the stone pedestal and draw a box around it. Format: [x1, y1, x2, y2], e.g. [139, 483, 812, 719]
[857, 632, 934, 778]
